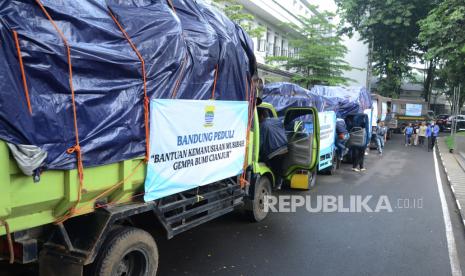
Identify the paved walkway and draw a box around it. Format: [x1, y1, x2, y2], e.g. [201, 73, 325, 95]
[438, 137, 465, 226]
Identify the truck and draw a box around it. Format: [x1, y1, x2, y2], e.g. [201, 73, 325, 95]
[0, 1, 324, 275]
[371, 94, 394, 139]
[260, 83, 337, 175]
[388, 99, 430, 133]
[0, 104, 321, 275]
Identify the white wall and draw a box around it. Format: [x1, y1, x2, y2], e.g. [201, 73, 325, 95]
[341, 32, 369, 87]
[311, 0, 369, 87]
[209, 0, 369, 86]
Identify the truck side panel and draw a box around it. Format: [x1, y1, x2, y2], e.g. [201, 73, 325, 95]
[0, 140, 146, 236]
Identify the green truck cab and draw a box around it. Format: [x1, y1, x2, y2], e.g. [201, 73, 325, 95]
[0, 103, 319, 275]
[256, 103, 320, 190]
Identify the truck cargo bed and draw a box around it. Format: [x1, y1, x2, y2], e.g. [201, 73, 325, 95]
[0, 141, 146, 236]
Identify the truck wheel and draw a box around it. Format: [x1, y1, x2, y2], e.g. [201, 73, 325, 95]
[247, 176, 272, 222]
[322, 153, 338, 177]
[90, 227, 158, 276]
[327, 152, 338, 175]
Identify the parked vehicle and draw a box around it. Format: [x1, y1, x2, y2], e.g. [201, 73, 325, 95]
[444, 115, 465, 132]
[389, 99, 429, 133]
[0, 1, 284, 275]
[436, 114, 451, 131]
[258, 103, 321, 188]
[261, 83, 337, 175]
[0, 103, 322, 275]
[371, 94, 393, 139]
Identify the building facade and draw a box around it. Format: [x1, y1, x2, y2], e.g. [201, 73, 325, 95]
[236, 0, 369, 87]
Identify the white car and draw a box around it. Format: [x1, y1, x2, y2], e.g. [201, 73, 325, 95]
[444, 115, 465, 131]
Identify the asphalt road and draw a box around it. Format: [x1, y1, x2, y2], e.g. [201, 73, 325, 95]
[2, 134, 465, 276]
[156, 134, 465, 276]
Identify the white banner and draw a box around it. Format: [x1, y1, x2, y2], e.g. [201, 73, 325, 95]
[406, 104, 422, 116]
[318, 111, 336, 152]
[381, 102, 388, 121]
[372, 100, 378, 126]
[144, 99, 249, 201]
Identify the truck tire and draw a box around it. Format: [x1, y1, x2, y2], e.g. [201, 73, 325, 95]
[336, 155, 341, 169]
[90, 226, 158, 276]
[247, 176, 272, 222]
[323, 154, 337, 175]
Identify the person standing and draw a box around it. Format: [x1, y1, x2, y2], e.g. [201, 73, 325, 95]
[375, 121, 387, 156]
[431, 123, 440, 149]
[351, 146, 366, 172]
[418, 122, 427, 146]
[413, 124, 419, 146]
[404, 123, 414, 146]
[426, 123, 432, 151]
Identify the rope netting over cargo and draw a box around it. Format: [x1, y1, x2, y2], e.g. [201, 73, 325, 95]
[0, 0, 256, 171]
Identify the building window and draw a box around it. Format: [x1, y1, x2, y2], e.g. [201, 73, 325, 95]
[266, 43, 274, 57]
[281, 39, 286, 57]
[258, 38, 266, 52]
[273, 33, 279, 56]
[274, 46, 281, 56]
[294, 47, 300, 59]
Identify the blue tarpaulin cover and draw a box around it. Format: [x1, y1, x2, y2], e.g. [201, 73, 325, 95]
[0, 0, 255, 170]
[311, 85, 373, 118]
[262, 82, 330, 114]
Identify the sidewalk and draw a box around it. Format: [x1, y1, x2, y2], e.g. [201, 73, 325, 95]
[437, 137, 465, 227]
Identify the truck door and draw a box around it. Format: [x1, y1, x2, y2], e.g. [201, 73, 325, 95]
[282, 107, 320, 178]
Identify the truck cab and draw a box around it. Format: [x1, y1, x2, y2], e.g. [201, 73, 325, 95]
[255, 103, 320, 190]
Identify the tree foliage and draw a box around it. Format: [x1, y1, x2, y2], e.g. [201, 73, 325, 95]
[419, 0, 465, 110]
[267, 10, 353, 88]
[335, 0, 436, 98]
[213, 0, 265, 38]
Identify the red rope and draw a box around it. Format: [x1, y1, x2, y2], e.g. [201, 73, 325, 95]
[211, 64, 219, 99]
[167, 0, 177, 14]
[12, 31, 32, 115]
[35, 0, 84, 223]
[0, 220, 14, 264]
[171, 53, 188, 98]
[109, 9, 150, 162]
[240, 76, 256, 187]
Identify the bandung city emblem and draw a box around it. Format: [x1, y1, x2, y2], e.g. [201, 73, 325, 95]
[204, 105, 215, 127]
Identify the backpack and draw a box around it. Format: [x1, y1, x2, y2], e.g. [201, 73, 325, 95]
[347, 127, 366, 147]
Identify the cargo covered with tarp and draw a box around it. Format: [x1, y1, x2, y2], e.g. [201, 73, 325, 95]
[261, 82, 331, 114]
[311, 85, 373, 118]
[261, 82, 337, 171]
[0, 0, 255, 172]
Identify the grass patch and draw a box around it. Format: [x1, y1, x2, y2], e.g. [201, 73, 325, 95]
[445, 131, 465, 150]
[445, 136, 454, 150]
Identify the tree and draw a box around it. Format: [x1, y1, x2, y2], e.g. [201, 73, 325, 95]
[419, 0, 465, 111]
[267, 10, 354, 88]
[335, 0, 436, 98]
[213, 0, 265, 38]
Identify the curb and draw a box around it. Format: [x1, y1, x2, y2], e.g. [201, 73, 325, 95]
[437, 139, 465, 229]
